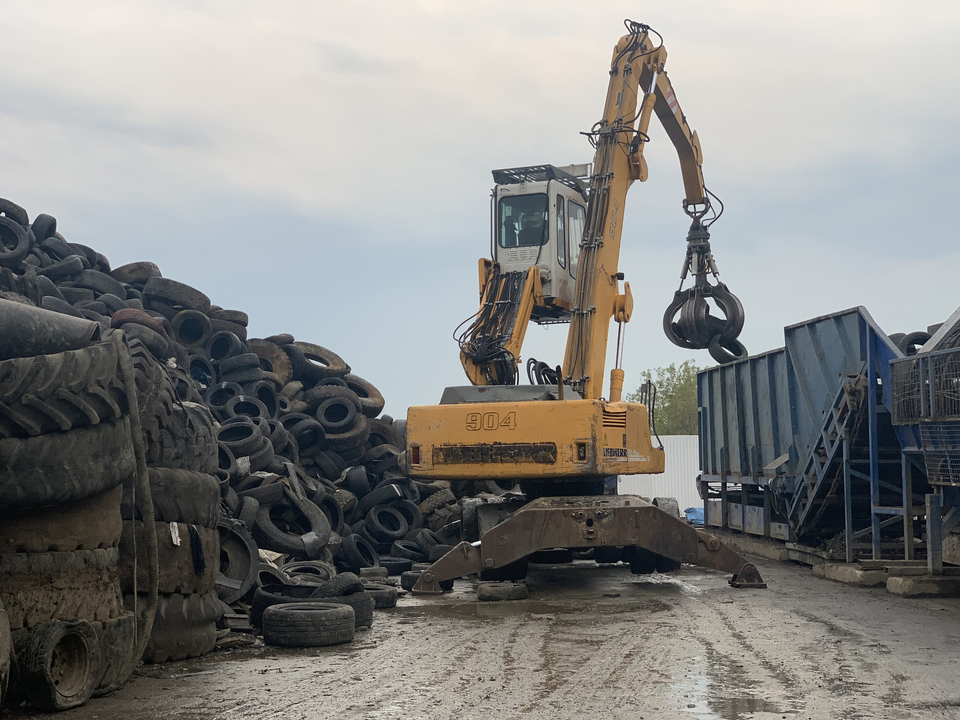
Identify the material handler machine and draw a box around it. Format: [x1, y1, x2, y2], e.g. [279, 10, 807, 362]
[405, 21, 764, 592]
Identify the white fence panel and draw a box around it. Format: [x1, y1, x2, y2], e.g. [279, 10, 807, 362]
[618, 435, 700, 510]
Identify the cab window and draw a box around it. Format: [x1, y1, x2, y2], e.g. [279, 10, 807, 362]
[556, 195, 566, 268]
[568, 200, 586, 277]
[498, 194, 548, 248]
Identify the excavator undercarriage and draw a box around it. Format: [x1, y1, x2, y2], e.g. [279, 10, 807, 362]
[413, 494, 766, 593]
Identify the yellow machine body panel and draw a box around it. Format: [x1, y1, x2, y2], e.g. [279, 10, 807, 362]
[406, 398, 664, 481]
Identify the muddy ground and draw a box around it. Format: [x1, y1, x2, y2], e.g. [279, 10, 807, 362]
[16, 556, 960, 720]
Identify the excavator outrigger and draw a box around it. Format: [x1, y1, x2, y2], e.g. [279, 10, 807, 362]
[405, 20, 763, 593]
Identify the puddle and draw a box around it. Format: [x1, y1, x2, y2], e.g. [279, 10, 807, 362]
[673, 648, 802, 720]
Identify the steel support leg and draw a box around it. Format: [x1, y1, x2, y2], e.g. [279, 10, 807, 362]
[843, 435, 853, 564]
[927, 494, 943, 575]
[903, 455, 915, 561]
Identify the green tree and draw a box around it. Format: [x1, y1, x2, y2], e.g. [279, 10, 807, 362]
[626, 360, 701, 435]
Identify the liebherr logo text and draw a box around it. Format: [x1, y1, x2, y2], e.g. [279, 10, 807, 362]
[604, 448, 628, 458]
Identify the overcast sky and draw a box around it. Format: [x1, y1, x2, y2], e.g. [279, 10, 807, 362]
[2, 1, 958, 416]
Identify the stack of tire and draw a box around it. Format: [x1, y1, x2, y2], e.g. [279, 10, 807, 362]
[0, 306, 146, 711]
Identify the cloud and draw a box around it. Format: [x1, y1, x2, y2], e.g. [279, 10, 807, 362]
[0, 0, 958, 413]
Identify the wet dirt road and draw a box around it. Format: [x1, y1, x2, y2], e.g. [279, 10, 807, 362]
[29, 557, 960, 720]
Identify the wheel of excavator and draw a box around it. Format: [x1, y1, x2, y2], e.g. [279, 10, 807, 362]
[479, 557, 529, 581]
[625, 547, 656, 575]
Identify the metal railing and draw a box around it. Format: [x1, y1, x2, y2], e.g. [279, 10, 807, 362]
[891, 346, 960, 424]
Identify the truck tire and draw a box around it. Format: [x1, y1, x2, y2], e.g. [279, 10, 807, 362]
[0, 340, 129, 438]
[16, 619, 101, 711]
[0, 417, 135, 511]
[121, 468, 220, 528]
[418, 488, 456, 517]
[0, 548, 122, 631]
[120, 521, 218, 595]
[262, 603, 354, 647]
[91, 611, 137, 695]
[0, 484, 123, 554]
[247, 339, 293, 384]
[141, 591, 221, 664]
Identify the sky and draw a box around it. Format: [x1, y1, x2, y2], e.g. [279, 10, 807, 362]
[1, 1, 958, 417]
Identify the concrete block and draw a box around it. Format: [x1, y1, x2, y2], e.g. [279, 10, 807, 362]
[886, 576, 960, 597]
[813, 563, 887, 587]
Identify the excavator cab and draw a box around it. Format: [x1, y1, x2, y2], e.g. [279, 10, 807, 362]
[491, 164, 590, 324]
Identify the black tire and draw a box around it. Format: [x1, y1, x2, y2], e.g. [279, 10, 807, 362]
[418, 488, 457, 517]
[249, 584, 320, 628]
[204, 381, 244, 417]
[141, 591, 221, 664]
[365, 505, 410, 543]
[217, 419, 262, 457]
[204, 330, 243, 362]
[237, 495, 260, 528]
[357, 483, 405, 517]
[219, 352, 260, 374]
[414, 528, 441, 555]
[289, 342, 350, 383]
[313, 493, 344, 535]
[38, 254, 84, 281]
[91, 611, 136, 694]
[529, 548, 574, 564]
[290, 418, 326, 455]
[1, 603, 12, 703]
[225, 394, 271, 422]
[316, 397, 358, 432]
[121, 521, 218, 596]
[0, 548, 122, 631]
[0, 417, 135, 510]
[0, 198, 29, 226]
[391, 499, 423, 532]
[143, 401, 218, 474]
[170, 310, 212, 349]
[364, 583, 398, 609]
[390, 539, 428, 562]
[480, 557, 529, 582]
[188, 351, 216, 385]
[142, 277, 211, 314]
[339, 374, 385, 419]
[31, 213, 57, 241]
[109, 261, 160, 285]
[898, 330, 932, 357]
[0, 484, 122, 554]
[311, 571, 364, 598]
[337, 535, 379, 574]
[594, 547, 623, 564]
[376, 556, 412, 576]
[0, 340, 130, 438]
[216, 518, 259, 604]
[477, 581, 528, 602]
[325, 592, 374, 628]
[252, 493, 331, 559]
[16, 619, 100, 711]
[303, 384, 362, 411]
[366, 418, 400, 448]
[73, 269, 126, 299]
[262, 602, 354, 647]
[0, 216, 32, 268]
[121, 468, 220, 528]
[245, 380, 280, 419]
[280, 560, 338, 586]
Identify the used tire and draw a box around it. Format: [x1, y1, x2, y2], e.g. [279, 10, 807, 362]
[0, 601, 9, 706]
[325, 592, 374, 628]
[140, 591, 221, 664]
[142, 277, 211, 314]
[0, 340, 129, 438]
[0, 416, 136, 511]
[16, 618, 101, 711]
[91, 611, 137, 694]
[477, 581, 529, 602]
[120, 521, 218, 595]
[289, 342, 349, 383]
[249, 584, 320, 628]
[252, 492, 331, 559]
[216, 518, 259, 604]
[0, 484, 122, 554]
[121, 468, 220, 528]
[337, 534, 379, 574]
[262, 602, 354, 648]
[342, 374, 385, 419]
[364, 583, 398, 609]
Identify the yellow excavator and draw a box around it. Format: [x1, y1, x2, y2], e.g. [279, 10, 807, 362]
[405, 20, 763, 592]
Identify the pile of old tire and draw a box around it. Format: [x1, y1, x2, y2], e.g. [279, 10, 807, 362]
[0, 197, 415, 657]
[0, 300, 153, 711]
